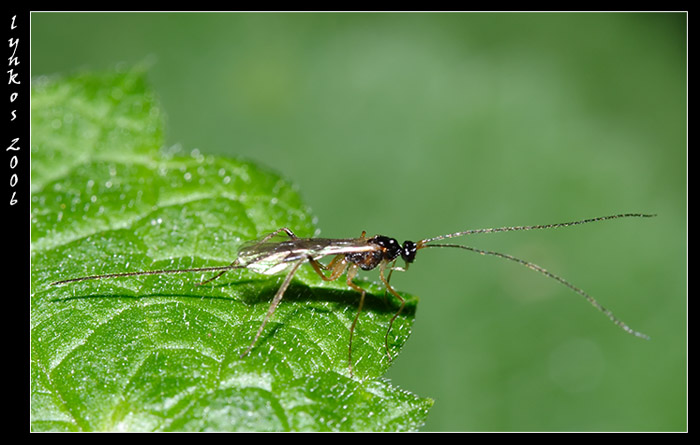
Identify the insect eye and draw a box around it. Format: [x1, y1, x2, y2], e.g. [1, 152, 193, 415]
[401, 241, 417, 263]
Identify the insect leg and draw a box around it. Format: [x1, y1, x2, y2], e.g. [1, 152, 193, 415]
[197, 227, 299, 286]
[258, 227, 299, 242]
[240, 258, 306, 358]
[307, 255, 348, 281]
[309, 255, 365, 375]
[380, 260, 405, 361]
[49, 264, 245, 286]
[381, 259, 399, 305]
[345, 264, 364, 377]
[196, 268, 236, 286]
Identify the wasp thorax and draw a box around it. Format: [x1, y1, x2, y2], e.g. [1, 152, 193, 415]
[369, 236, 402, 261]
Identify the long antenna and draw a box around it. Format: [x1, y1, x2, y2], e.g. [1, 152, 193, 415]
[420, 243, 650, 340]
[419, 213, 656, 245]
[50, 264, 244, 286]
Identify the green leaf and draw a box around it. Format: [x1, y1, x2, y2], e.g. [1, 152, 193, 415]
[30, 69, 433, 432]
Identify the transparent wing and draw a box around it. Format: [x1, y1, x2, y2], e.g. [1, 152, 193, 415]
[236, 237, 378, 275]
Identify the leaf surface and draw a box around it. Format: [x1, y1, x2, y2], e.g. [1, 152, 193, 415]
[30, 69, 432, 431]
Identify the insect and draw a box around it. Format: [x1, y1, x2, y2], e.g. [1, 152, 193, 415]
[51, 213, 654, 376]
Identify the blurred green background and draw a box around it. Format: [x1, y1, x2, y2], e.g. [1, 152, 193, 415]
[31, 12, 686, 431]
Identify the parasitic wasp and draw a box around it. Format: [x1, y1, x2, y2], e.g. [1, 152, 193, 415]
[51, 213, 654, 376]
